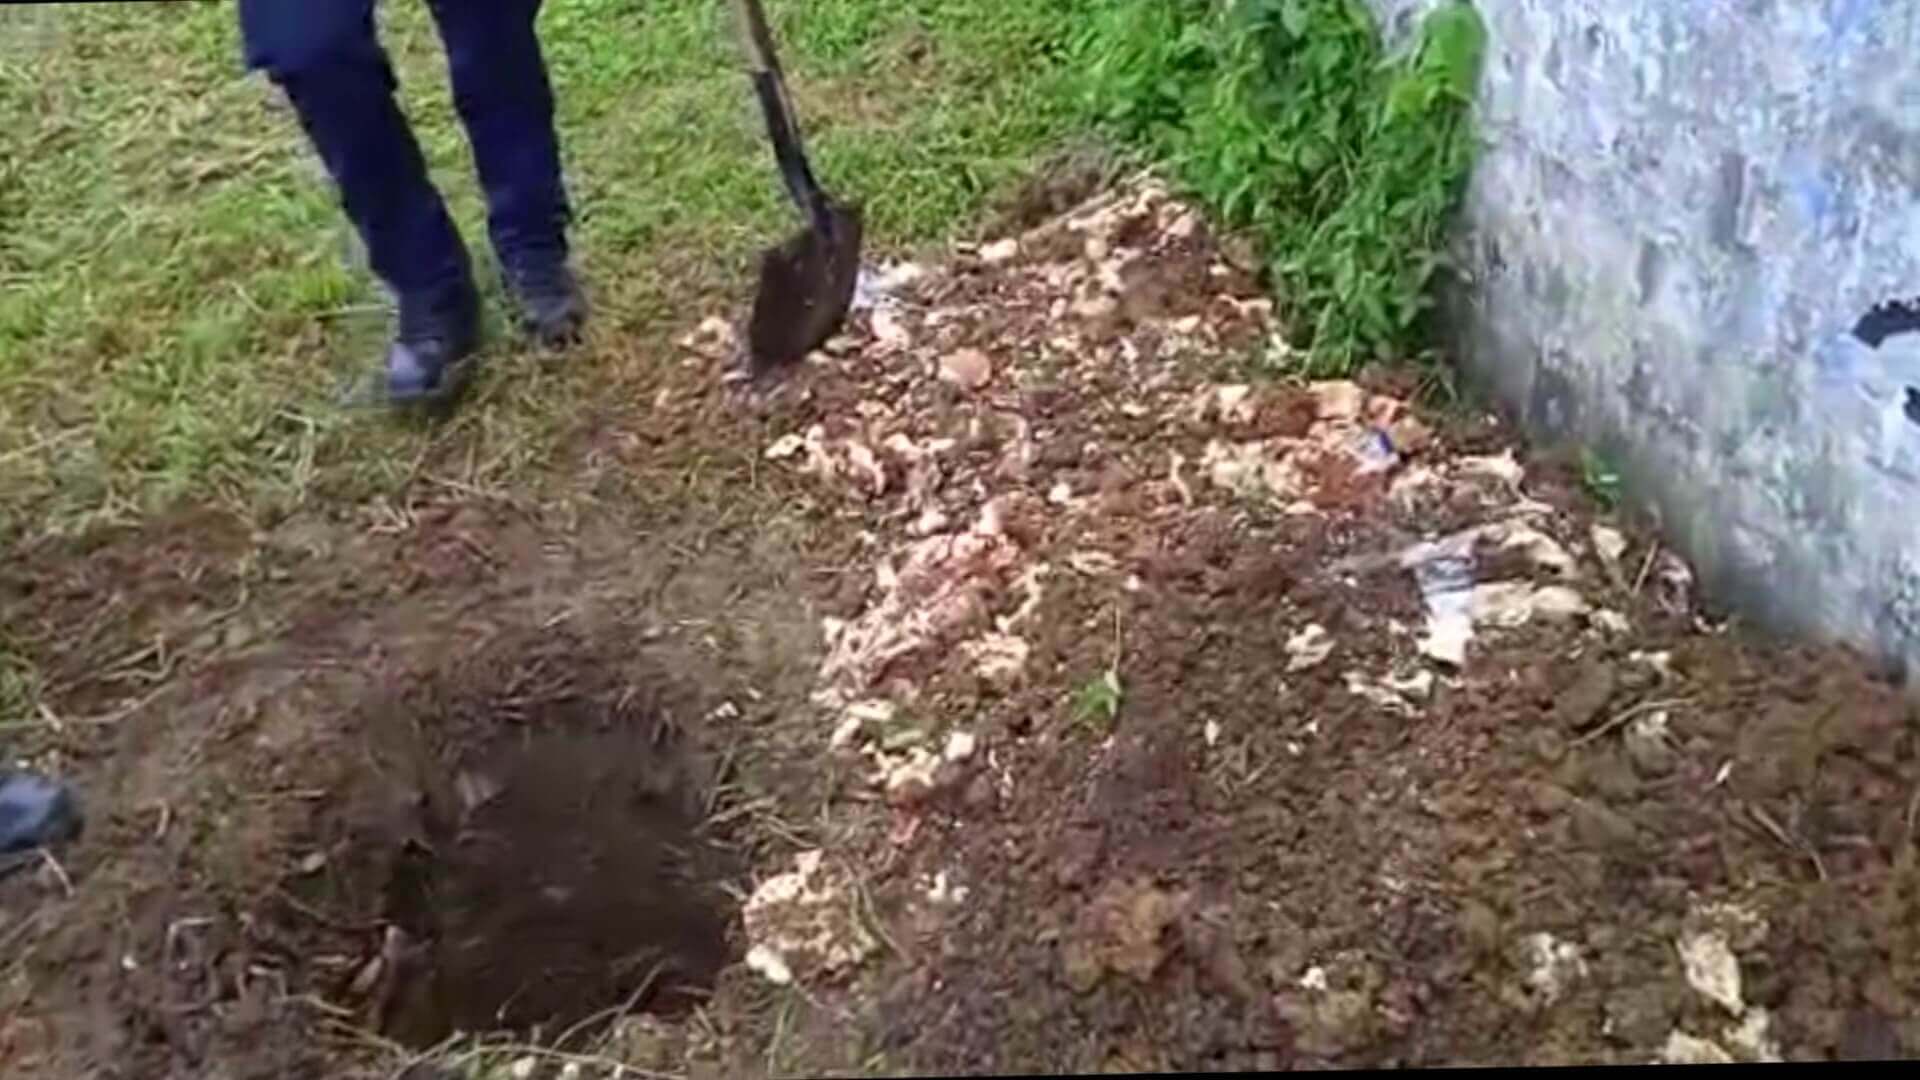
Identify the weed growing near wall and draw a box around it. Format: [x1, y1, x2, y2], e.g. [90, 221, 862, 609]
[1077, 0, 1487, 375]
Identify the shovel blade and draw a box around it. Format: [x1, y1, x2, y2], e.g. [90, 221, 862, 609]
[746, 201, 864, 375]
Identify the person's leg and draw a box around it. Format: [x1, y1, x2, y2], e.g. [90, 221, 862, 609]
[425, 0, 586, 348]
[238, 0, 480, 405]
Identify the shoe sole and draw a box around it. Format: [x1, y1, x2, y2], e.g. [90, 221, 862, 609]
[517, 305, 587, 351]
[389, 355, 478, 413]
[334, 353, 479, 416]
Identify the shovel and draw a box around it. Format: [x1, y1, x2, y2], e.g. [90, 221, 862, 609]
[732, 0, 864, 377]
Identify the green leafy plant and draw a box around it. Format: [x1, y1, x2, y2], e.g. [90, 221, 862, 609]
[1579, 448, 1622, 509]
[1076, 0, 1487, 375]
[1072, 668, 1124, 729]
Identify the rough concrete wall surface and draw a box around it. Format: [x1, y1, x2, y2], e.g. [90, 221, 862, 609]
[1366, 0, 1920, 676]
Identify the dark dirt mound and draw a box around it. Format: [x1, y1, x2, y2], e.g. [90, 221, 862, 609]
[883, 517, 1920, 1071]
[276, 634, 742, 1050]
[690, 174, 1920, 1074]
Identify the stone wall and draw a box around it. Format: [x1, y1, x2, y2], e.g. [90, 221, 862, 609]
[1368, 0, 1920, 677]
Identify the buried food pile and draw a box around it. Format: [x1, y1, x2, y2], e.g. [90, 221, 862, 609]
[670, 174, 1920, 1072]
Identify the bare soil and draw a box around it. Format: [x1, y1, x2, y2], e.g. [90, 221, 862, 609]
[286, 632, 738, 1049]
[2, 171, 1916, 1079]
[0, 497, 839, 1076]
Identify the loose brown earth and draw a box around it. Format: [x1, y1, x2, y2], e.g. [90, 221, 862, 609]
[3, 171, 1917, 1079]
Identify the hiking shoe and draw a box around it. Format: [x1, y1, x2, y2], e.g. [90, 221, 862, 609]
[384, 275, 482, 410]
[502, 248, 588, 349]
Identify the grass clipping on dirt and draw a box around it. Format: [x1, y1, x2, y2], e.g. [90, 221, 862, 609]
[1076, 0, 1487, 375]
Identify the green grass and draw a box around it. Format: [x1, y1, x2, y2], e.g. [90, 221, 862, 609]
[0, 0, 1095, 543]
[0, 0, 1491, 544]
[1075, 0, 1487, 375]
[1071, 668, 1124, 732]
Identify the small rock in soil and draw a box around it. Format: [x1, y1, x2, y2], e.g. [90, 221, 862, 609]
[1527, 782, 1574, 817]
[944, 730, 978, 763]
[1277, 958, 1382, 1059]
[1660, 1031, 1734, 1064]
[1072, 878, 1187, 985]
[981, 238, 1020, 265]
[1624, 710, 1677, 777]
[1458, 899, 1503, 955]
[1654, 550, 1695, 612]
[963, 773, 996, 812]
[1591, 608, 1632, 636]
[1676, 928, 1744, 1016]
[1285, 624, 1335, 672]
[883, 750, 944, 806]
[1725, 1007, 1784, 1062]
[1516, 932, 1588, 1007]
[1309, 381, 1366, 422]
[1061, 939, 1104, 994]
[1180, 907, 1262, 1003]
[1530, 728, 1568, 765]
[1605, 984, 1680, 1047]
[1570, 797, 1640, 853]
[940, 348, 995, 390]
[1689, 900, 1769, 954]
[1553, 660, 1618, 731]
[1588, 749, 1642, 801]
[1591, 524, 1630, 576]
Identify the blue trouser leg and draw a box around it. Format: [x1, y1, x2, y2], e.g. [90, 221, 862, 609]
[237, 0, 471, 300]
[424, 0, 571, 268]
